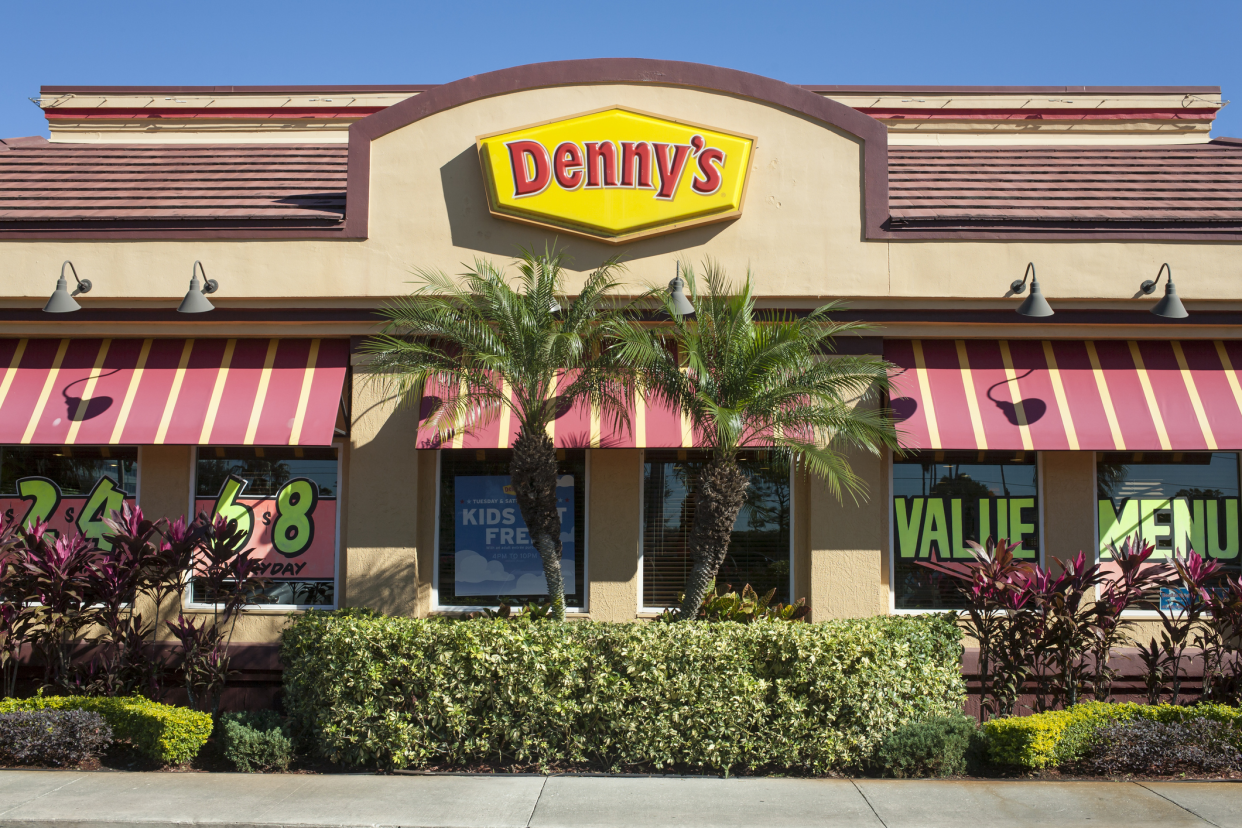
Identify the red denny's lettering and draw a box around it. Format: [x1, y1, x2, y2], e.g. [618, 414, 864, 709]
[506, 134, 727, 200]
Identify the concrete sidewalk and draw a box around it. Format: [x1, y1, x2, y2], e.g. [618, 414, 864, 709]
[0, 770, 1238, 828]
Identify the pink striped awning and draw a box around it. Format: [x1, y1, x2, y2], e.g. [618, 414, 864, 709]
[417, 374, 703, 449]
[886, 339, 1242, 451]
[0, 338, 348, 446]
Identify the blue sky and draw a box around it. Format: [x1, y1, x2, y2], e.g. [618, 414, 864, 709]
[2, 0, 1239, 139]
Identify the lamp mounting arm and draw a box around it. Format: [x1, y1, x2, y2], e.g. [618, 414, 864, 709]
[1141, 263, 1172, 295]
[61, 260, 92, 297]
[192, 260, 218, 294]
[1010, 262, 1036, 295]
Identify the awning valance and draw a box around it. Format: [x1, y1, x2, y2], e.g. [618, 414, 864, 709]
[886, 338, 1242, 452]
[417, 376, 700, 450]
[0, 338, 348, 446]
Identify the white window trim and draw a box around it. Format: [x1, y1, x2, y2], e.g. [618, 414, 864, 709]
[889, 450, 1046, 615]
[184, 443, 343, 612]
[637, 449, 796, 615]
[431, 448, 592, 614]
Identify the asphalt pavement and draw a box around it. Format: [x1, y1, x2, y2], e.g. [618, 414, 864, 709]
[0, 770, 1237, 828]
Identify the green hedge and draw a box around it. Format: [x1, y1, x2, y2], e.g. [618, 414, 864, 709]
[281, 610, 964, 773]
[0, 695, 212, 765]
[983, 701, 1242, 769]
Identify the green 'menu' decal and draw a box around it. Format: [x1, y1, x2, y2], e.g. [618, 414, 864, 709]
[894, 496, 1038, 560]
[1099, 497, 1239, 559]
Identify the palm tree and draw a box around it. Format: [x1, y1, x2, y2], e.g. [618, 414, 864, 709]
[362, 247, 634, 620]
[613, 261, 899, 619]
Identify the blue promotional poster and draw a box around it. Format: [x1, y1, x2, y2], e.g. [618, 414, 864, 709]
[454, 475, 575, 596]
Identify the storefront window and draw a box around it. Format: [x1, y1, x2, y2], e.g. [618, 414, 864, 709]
[193, 446, 339, 607]
[0, 446, 138, 549]
[642, 450, 791, 610]
[437, 448, 586, 609]
[892, 451, 1040, 610]
[1097, 452, 1240, 607]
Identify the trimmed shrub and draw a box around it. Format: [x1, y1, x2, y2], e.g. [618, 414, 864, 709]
[1077, 718, 1242, 776]
[869, 713, 980, 778]
[281, 610, 964, 773]
[0, 695, 212, 765]
[0, 709, 112, 767]
[220, 710, 294, 772]
[983, 701, 1242, 769]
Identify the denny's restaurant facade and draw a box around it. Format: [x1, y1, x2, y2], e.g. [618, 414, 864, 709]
[1, 60, 1241, 649]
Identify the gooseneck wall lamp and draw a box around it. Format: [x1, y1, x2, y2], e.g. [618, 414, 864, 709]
[668, 262, 695, 317]
[177, 261, 219, 314]
[1141, 263, 1189, 319]
[1010, 262, 1055, 318]
[43, 261, 93, 314]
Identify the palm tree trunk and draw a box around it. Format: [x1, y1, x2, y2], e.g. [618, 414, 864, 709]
[679, 456, 749, 620]
[510, 427, 566, 620]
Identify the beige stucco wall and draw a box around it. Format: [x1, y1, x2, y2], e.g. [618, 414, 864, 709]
[807, 447, 890, 619]
[0, 82, 1240, 321]
[341, 373, 422, 616]
[586, 449, 641, 621]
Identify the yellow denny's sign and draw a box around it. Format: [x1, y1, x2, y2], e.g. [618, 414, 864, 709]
[477, 108, 755, 243]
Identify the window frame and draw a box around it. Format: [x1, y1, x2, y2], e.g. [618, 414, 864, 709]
[430, 447, 592, 614]
[184, 442, 343, 613]
[636, 448, 796, 615]
[1094, 450, 1242, 619]
[888, 450, 1045, 615]
[0, 444, 142, 533]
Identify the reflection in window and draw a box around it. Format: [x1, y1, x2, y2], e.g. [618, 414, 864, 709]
[1097, 452, 1240, 606]
[642, 450, 791, 610]
[0, 446, 138, 551]
[192, 446, 339, 607]
[437, 449, 587, 609]
[0, 446, 137, 496]
[892, 451, 1039, 610]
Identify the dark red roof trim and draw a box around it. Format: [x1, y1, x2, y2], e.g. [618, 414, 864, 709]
[40, 85, 432, 94]
[44, 107, 387, 120]
[42, 83, 1222, 96]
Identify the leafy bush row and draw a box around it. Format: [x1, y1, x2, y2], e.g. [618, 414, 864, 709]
[281, 610, 964, 773]
[983, 701, 1242, 769]
[1078, 718, 1242, 776]
[220, 710, 294, 772]
[0, 694, 213, 765]
[0, 709, 112, 767]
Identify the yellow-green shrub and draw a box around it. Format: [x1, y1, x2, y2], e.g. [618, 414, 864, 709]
[983, 701, 1242, 769]
[281, 610, 965, 773]
[0, 695, 212, 765]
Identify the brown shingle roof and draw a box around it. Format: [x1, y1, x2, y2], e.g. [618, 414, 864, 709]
[0, 138, 346, 227]
[4, 136, 1242, 237]
[888, 140, 1242, 229]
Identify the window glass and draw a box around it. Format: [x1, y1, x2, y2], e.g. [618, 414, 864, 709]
[0, 446, 138, 550]
[642, 450, 790, 610]
[1097, 452, 1240, 608]
[438, 448, 586, 608]
[893, 451, 1039, 610]
[193, 446, 339, 607]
